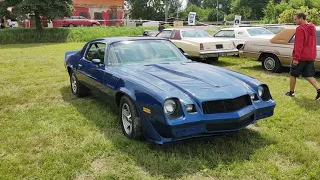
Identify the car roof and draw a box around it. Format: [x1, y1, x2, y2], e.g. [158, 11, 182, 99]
[90, 36, 167, 44]
[164, 28, 205, 31]
[220, 27, 268, 30]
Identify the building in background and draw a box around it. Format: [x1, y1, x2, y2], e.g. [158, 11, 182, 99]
[72, 0, 124, 26]
[26, 0, 125, 28]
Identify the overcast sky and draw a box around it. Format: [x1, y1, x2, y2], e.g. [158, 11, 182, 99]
[182, 0, 187, 8]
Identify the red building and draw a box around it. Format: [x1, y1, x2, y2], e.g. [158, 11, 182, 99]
[72, 0, 124, 26]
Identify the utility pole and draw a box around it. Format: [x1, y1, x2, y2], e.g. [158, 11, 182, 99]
[165, 0, 169, 23]
[216, 0, 219, 24]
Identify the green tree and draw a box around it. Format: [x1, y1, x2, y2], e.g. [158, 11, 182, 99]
[278, 6, 320, 25]
[188, 0, 202, 6]
[202, 0, 232, 14]
[231, 0, 268, 20]
[184, 4, 210, 21]
[263, 0, 288, 23]
[126, 0, 183, 21]
[0, 0, 73, 30]
[207, 8, 225, 21]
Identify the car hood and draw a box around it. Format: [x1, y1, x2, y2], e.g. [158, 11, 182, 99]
[116, 62, 251, 101]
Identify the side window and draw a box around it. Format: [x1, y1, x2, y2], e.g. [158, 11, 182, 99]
[214, 30, 235, 38]
[289, 35, 295, 44]
[317, 31, 320, 46]
[290, 34, 320, 45]
[84, 43, 107, 62]
[157, 30, 172, 39]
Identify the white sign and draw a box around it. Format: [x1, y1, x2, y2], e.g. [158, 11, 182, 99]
[234, 15, 242, 27]
[188, 12, 196, 26]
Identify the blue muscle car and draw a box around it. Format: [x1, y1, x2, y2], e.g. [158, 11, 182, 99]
[64, 37, 276, 144]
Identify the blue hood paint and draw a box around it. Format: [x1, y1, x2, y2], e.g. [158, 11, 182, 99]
[116, 62, 252, 102]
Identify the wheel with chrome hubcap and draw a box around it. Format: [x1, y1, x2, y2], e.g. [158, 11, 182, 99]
[262, 54, 282, 73]
[70, 71, 89, 97]
[119, 96, 143, 140]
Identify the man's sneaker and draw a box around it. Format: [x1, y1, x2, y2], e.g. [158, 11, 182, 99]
[285, 91, 295, 97]
[316, 90, 320, 100]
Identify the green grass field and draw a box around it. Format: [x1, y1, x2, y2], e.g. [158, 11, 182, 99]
[1, 43, 320, 180]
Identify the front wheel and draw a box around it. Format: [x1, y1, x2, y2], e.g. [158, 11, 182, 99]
[119, 96, 143, 140]
[261, 54, 282, 73]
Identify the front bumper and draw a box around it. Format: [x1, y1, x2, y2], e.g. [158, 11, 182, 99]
[143, 101, 275, 144]
[199, 49, 239, 59]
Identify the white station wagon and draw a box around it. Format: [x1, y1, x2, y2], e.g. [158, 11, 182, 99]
[213, 27, 275, 50]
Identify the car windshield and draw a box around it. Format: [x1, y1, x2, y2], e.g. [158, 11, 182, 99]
[247, 28, 274, 36]
[108, 40, 187, 65]
[181, 30, 212, 37]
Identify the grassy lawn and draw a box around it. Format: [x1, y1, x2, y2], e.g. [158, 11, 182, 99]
[0, 43, 320, 180]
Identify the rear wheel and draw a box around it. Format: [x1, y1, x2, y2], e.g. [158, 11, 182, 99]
[92, 24, 97, 27]
[261, 54, 282, 73]
[70, 71, 89, 97]
[236, 44, 244, 50]
[68, 24, 74, 27]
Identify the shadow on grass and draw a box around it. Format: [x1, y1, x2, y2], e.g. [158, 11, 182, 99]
[60, 86, 275, 179]
[293, 96, 320, 111]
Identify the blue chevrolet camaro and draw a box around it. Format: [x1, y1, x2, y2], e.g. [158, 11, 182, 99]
[64, 37, 276, 144]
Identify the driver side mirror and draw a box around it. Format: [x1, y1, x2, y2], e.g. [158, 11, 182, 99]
[92, 59, 102, 65]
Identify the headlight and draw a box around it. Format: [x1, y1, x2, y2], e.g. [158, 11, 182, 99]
[258, 86, 264, 97]
[164, 99, 176, 115]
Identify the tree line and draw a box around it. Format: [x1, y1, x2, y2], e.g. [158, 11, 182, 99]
[1, 0, 320, 31]
[127, 0, 320, 24]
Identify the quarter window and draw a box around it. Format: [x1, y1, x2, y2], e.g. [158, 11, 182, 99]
[214, 30, 235, 38]
[85, 43, 107, 62]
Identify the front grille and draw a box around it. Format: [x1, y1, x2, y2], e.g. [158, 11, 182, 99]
[206, 114, 254, 131]
[202, 95, 252, 114]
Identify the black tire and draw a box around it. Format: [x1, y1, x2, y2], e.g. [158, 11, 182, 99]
[69, 24, 74, 27]
[70, 71, 89, 97]
[236, 44, 244, 50]
[119, 96, 143, 140]
[261, 54, 282, 73]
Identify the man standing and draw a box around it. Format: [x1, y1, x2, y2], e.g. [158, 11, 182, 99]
[158, 22, 165, 32]
[285, 12, 320, 100]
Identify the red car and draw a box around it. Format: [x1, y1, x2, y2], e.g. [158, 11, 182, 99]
[53, 16, 100, 27]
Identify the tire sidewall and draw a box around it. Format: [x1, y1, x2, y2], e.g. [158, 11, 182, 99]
[119, 96, 142, 139]
[262, 54, 281, 72]
[70, 72, 78, 96]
